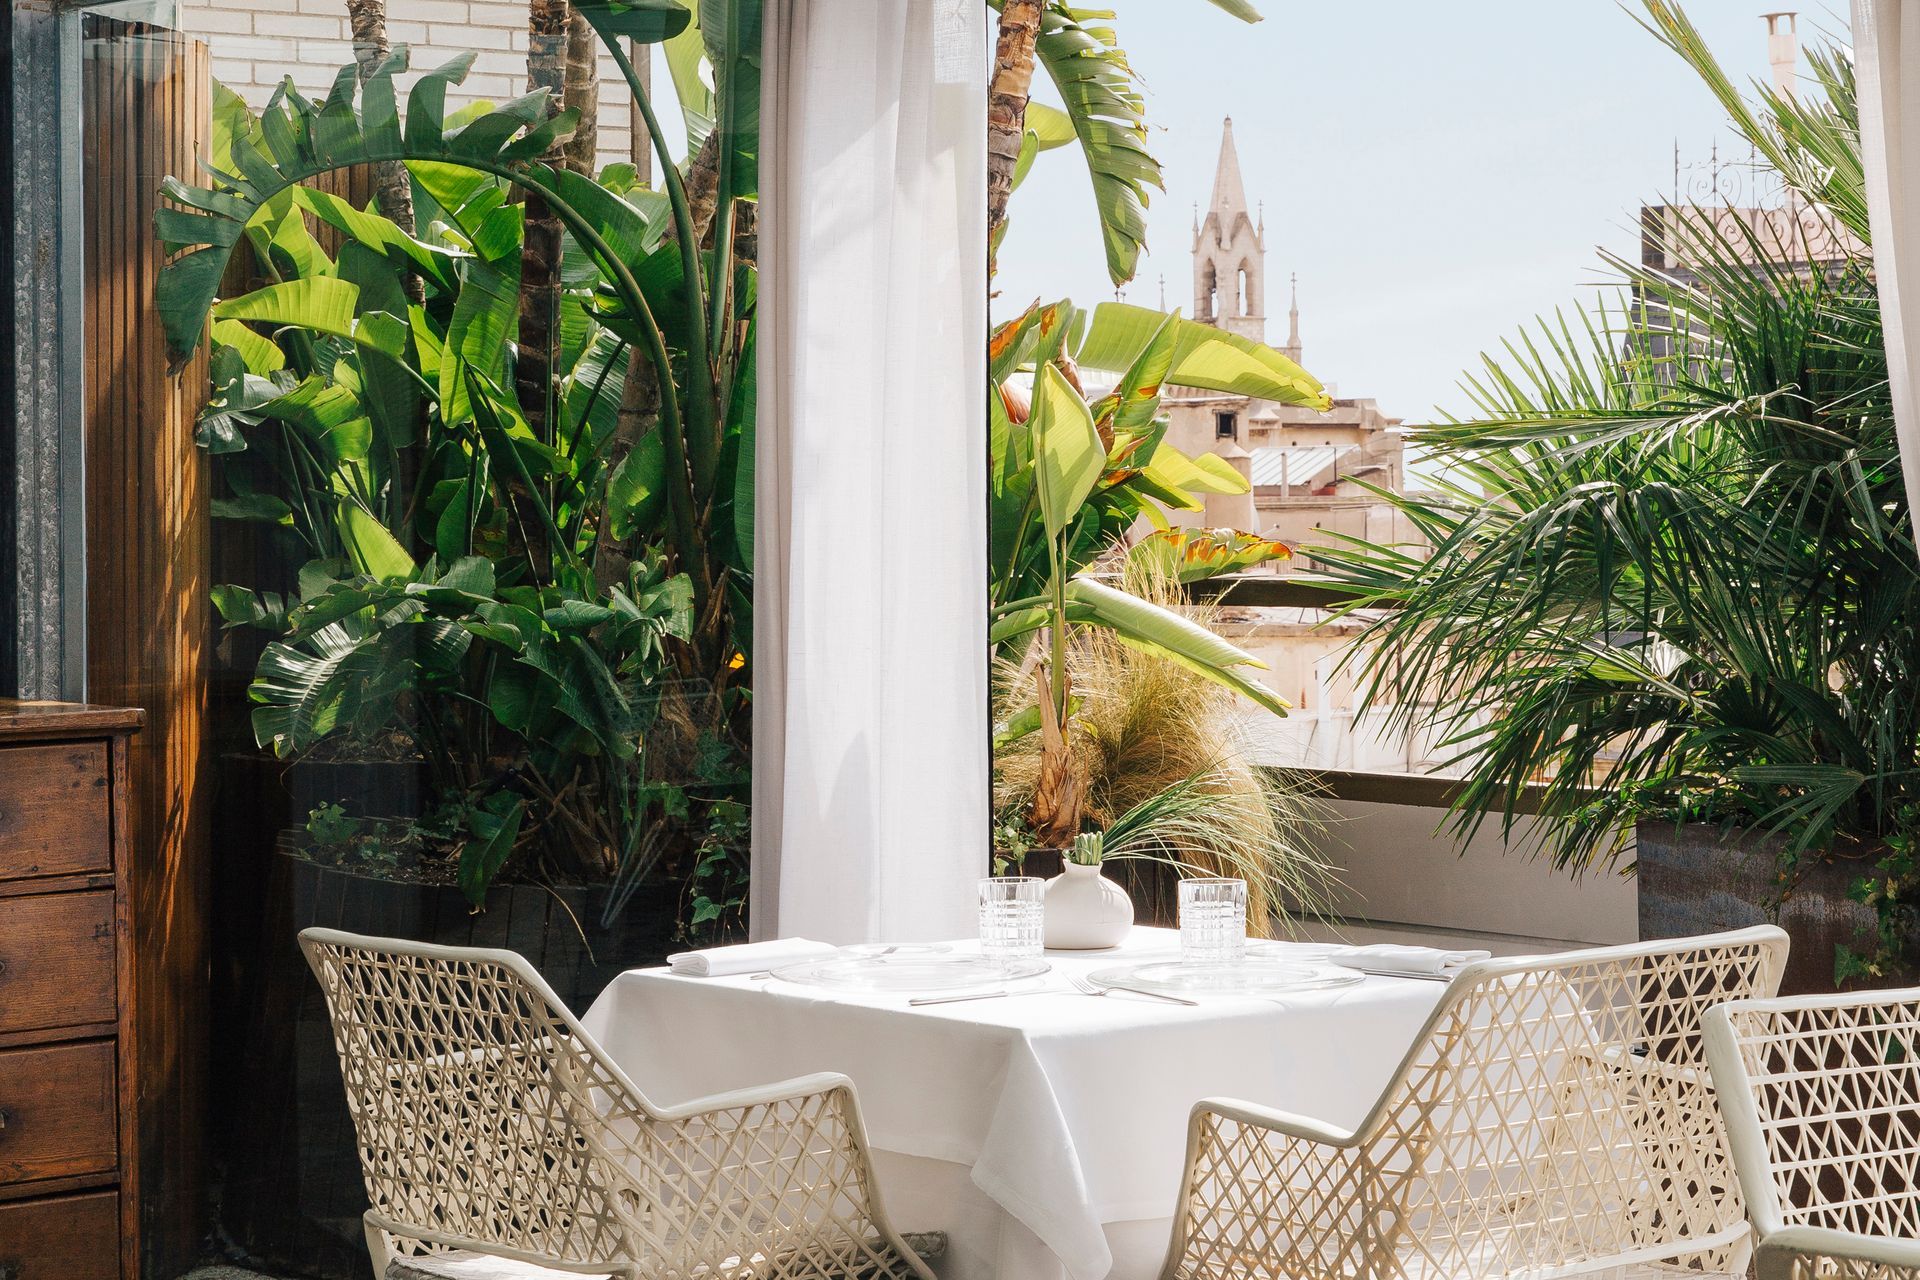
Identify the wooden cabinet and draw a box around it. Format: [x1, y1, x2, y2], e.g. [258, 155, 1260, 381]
[0, 1192, 121, 1280]
[0, 703, 141, 1279]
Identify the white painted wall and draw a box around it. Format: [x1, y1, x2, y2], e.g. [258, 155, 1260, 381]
[175, 0, 644, 172]
[1296, 798, 1636, 952]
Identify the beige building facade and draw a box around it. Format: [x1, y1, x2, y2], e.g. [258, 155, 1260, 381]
[1161, 121, 1438, 768]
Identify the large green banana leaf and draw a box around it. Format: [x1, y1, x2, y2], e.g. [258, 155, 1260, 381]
[1067, 577, 1289, 717]
[1032, 6, 1157, 286]
[993, 575, 1289, 717]
[697, 0, 760, 201]
[156, 52, 582, 370]
[1020, 2, 1260, 286]
[568, 0, 690, 43]
[1031, 363, 1105, 539]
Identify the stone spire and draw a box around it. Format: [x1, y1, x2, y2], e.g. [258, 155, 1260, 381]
[1192, 117, 1265, 342]
[1208, 116, 1251, 226]
[1284, 272, 1301, 364]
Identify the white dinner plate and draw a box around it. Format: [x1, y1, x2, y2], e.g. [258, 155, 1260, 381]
[772, 953, 1050, 993]
[1087, 957, 1364, 996]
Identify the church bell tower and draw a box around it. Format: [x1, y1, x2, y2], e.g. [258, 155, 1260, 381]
[1193, 117, 1266, 343]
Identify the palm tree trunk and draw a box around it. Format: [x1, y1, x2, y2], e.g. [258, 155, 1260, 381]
[986, 0, 1043, 277]
[562, 7, 599, 175]
[679, 129, 723, 247]
[346, 0, 420, 297]
[513, 0, 571, 578]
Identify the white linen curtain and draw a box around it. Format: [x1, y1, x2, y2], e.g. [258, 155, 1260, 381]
[751, 0, 988, 943]
[1854, 0, 1920, 527]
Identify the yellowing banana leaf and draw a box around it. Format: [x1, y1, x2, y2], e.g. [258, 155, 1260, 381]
[1031, 363, 1104, 539]
[1012, 128, 1041, 193]
[1144, 440, 1249, 497]
[990, 300, 1058, 385]
[995, 692, 1083, 748]
[1076, 301, 1329, 409]
[1130, 526, 1292, 583]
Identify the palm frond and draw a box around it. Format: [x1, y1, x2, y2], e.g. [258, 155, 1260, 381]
[1310, 33, 1915, 871]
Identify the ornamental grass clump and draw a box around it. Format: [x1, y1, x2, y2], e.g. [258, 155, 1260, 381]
[995, 561, 1333, 934]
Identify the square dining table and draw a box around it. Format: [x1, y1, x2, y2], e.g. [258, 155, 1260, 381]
[580, 927, 1449, 1280]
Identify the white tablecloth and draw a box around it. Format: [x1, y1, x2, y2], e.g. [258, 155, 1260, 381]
[580, 928, 1445, 1280]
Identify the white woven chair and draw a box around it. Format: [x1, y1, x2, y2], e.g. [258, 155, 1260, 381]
[1157, 926, 1789, 1280]
[1704, 987, 1920, 1280]
[299, 927, 938, 1280]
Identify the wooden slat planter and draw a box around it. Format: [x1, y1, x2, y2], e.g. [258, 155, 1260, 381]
[80, 19, 214, 1275]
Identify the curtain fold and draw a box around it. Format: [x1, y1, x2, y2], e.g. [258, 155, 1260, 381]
[1854, 0, 1920, 528]
[751, 0, 988, 943]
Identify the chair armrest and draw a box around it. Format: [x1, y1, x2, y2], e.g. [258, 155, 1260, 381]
[1161, 1099, 1386, 1280]
[1191, 1096, 1360, 1148]
[1757, 1226, 1920, 1280]
[649, 1071, 857, 1122]
[575, 1070, 936, 1280]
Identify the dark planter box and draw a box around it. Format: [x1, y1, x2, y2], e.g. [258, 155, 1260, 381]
[210, 751, 682, 1279]
[1636, 819, 1882, 995]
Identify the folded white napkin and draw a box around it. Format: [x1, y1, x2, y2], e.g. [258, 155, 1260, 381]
[667, 937, 837, 978]
[1330, 943, 1492, 977]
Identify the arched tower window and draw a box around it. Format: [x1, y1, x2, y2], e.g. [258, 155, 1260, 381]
[1201, 261, 1218, 320]
[1237, 263, 1255, 316]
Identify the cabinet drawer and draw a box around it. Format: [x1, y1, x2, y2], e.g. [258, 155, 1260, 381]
[0, 891, 116, 1035]
[0, 744, 111, 882]
[0, 1190, 119, 1279]
[0, 1042, 117, 1187]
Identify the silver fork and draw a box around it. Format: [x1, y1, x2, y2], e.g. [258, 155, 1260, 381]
[1068, 971, 1198, 1007]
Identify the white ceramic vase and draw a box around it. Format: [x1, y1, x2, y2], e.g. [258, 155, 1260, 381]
[1043, 860, 1134, 950]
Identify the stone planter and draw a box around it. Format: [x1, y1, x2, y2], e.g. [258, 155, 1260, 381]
[1635, 819, 1883, 995]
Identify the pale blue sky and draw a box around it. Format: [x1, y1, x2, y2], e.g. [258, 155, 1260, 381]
[994, 1, 1848, 426]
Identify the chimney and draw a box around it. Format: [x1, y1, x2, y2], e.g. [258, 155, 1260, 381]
[1763, 11, 1798, 98]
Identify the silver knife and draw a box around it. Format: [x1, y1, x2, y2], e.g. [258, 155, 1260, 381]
[1099, 982, 1200, 1007]
[909, 987, 1047, 1006]
[1350, 967, 1452, 983]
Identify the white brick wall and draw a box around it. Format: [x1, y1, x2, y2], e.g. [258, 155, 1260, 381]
[177, 0, 641, 172]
